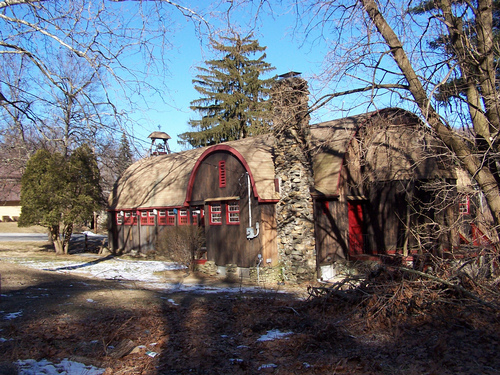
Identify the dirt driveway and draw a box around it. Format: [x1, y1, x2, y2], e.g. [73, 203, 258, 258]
[1, 245, 500, 374]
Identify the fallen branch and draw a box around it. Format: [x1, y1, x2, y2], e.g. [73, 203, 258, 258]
[399, 267, 499, 311]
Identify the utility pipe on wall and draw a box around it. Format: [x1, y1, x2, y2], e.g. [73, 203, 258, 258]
[246, 172, 259, 240]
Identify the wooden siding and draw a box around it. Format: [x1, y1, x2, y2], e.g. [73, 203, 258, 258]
[364, 181, 407, 252]
[260, 203, 278, 266]
[314, 199, 349, 263]
[192, 152, 267, 268]
[190, 152, 248, 203]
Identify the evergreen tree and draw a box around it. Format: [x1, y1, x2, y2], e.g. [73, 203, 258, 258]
[117, 132, 134, 176]
[179, 33, 275, 147]
[19, 145, 103, 254]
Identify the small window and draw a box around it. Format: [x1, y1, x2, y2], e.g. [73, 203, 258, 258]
[116, 213, 123, 225]
[167, 209, 176, 225]
[124, 211, 133, 225]
[158, 209, 167, 225]
[227, 201, 240, 224]
[148, 210, 155, 225]
[179, 209, 189, 225]
[459, 195, 470, 215]
[219, 160, 226, 188]
[140, 211, 148, 225]
[210, 204, 222, 225]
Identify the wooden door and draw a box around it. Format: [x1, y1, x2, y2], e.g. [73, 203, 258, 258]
[348, 201, 364, 256]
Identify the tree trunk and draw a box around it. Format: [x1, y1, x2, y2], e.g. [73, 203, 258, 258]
[361, 0, 500, 243]
[62, 223, 73, 254]
[48, 223, 73, 254]
[49, 225, 65, 255]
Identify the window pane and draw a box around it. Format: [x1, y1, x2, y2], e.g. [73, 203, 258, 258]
[179, 209, 188, 224]
[227, 201, 240, 223]
[210, 204, 222, 224]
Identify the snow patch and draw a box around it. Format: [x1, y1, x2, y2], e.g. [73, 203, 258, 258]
[257, 329, 293, 342]
[258, 363, 278, 370]
[3, 310, 22, 320]
[16, 358, 105, 375]
[14, 258, 183, 283]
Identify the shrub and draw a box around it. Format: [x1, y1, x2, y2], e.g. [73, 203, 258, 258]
[155, 226, 205, 270]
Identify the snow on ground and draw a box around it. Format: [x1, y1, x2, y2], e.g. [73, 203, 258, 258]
[257, 329, 294, 342]
[13, 257, 182, 282]
[4, 255, 290, 373]
[16, 358, 105, 375]
[13, 330, 296, 374]
[6, 255, 269, 294]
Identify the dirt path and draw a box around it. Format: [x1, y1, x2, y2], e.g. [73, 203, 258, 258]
[1, 253, 500, 374]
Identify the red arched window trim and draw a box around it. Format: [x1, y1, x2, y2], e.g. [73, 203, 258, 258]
[184, 145, 272, 205]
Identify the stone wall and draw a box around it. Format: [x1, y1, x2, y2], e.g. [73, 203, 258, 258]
[271, 76, 316, 283]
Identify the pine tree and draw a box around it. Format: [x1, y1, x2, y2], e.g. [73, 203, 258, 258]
[179, 33, 275, 147]
[117, 132, 134, 176]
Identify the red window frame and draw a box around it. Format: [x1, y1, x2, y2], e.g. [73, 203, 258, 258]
[158, 209, 167, 225]
[124, 211, 132, 225]
[167, 209, 176, 225]
[150, 210, 156, 225]
[116, 212, 123, 225]
[209, 204, 222, 225]
[219, 160, 226, 188]
[459, 195, 470, 215]
[178, 209, 189, 225]
[124, 211, 137, 226]
[140, 210, 156, 225]
[227, 201, 240, 225]
[140, 210, 148, 225]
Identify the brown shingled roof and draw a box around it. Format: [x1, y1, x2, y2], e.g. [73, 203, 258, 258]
[109, 109, 450, 210]
[109, 133, 279, 209]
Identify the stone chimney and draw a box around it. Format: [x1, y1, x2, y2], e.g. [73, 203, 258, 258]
[272, 73, 316, 283]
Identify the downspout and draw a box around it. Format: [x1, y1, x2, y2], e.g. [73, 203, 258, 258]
[246, 172, 260, 239]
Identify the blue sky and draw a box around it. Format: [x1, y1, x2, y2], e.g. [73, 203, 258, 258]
[127, 5, 330, 154]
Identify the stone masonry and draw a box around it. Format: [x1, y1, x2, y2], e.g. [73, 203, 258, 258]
[272, 75, 316, 283]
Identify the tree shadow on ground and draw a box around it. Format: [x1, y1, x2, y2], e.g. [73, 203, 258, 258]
[1, 261, 499, 375]
[154, 288, 500, 374]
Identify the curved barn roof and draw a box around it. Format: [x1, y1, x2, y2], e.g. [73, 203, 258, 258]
[109, 147, 205, 210]
[109, 134, 278, 210]
[109, 108, 446, 210]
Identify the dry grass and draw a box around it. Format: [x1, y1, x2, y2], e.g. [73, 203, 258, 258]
[0, 222, 46, 233]
[1, 252, 499, 374]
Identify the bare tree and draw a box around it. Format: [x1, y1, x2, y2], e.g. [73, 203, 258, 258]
[235, 0, 500, 243]
[0, 0, 209, 152]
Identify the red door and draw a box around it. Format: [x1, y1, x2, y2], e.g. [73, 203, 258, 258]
[348, 202, 364, 257]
